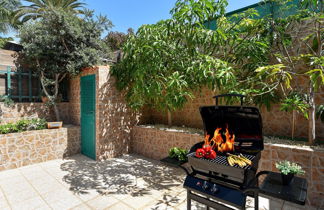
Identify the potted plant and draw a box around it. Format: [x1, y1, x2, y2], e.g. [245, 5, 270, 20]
[275, 160, 305, 185]
[169, 147, 188, 162]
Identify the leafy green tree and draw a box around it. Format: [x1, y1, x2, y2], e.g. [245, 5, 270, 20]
[280, 91, 309, 139]
[14, 0, 85, 22]
[105, 28, 134, 51]
[0, 0, 20, 33]
[112, 0, 269, 126]
[253, 0, 323, 144]
[18, 9, 112, 120]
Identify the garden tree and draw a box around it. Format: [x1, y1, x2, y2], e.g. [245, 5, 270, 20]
[0, 0, 20, 33]
[18, 9, 112, 120]
[0, 37, 13, 48]
[252, 0, 323, 144]
[112, 0, 269, 126]
[105, 28, 134, 51]
[14, 0, 85, 22]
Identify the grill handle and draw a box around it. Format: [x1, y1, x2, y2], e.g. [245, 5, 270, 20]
[213, 93, 245, 106]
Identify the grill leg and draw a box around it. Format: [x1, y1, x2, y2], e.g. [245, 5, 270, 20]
[187, 190, 191, 210]
[254, 192, 259, 210]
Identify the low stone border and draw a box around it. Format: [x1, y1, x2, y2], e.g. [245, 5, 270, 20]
[131, 125, 324, 208]
[0, 125, 80, 171]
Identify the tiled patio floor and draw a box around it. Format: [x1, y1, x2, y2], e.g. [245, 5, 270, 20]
[0, 154, 315, 210]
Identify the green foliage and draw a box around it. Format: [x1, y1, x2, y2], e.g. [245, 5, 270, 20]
[104, 28, 134, 51]
[0, 0, 21, 33]
[316, 105, 324, 123]
[112, 0, 270, 112]
[169, 147, 188, 162]
[280, 92, 309, 118]
[14, 0, 85, 22]
[275, 160, 305, 175]
[18, 9, 112, 120]
[0, 95, 14, 107]
[0, 118, 47, 134]
[0, 36, 13, 48]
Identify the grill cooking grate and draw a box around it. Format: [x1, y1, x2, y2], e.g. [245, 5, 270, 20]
[188, 152, 255, 170]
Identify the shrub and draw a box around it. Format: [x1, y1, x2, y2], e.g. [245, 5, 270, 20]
[0, 118, 47, 134]
[169, 147, 188, 162]
[275, 160, 305, 175]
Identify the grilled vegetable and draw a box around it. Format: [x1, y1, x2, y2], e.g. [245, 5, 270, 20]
[195, 148, 206, 158]
[226, 153, 252, 168]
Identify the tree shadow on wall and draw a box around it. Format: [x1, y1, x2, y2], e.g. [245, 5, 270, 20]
[60, 154, 185, 198]
[96, 72, 142, 159]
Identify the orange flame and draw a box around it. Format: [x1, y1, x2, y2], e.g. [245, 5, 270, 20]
[203, 127, 235, 153]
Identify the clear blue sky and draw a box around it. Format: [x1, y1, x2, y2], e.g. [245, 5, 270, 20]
[84, 0, 261, 33]
[7, 0, 261, 40]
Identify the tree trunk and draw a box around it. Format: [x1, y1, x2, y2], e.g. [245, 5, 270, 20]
[53, 102, 61, 121]
[167, 110, 172, 127]
[40, 72, 62, 122]
[308, 85, 316, 145]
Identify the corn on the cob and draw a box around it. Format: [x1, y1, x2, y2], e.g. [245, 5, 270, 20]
[226, 153, 252, 168]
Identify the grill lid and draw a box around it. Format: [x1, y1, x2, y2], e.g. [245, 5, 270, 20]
[200, 94, 264, 154]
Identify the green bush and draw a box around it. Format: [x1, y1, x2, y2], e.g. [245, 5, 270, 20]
[169, 147, 188, 162]
[275, 160, 305, 175]
[0, 118, 47, 134]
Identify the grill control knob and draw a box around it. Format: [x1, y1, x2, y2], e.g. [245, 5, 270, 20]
[211, 184, 219, 193]
[202, 181, 208, 190]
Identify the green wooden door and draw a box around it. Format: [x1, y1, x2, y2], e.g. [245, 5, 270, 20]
[81, 75, 96, 160]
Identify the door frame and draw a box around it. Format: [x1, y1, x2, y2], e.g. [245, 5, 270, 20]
[80, 74, 96, 160]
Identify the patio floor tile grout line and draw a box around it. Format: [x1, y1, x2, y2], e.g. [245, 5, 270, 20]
[38, 158, 96, 209]
[19, 167, 53, 210]
[0, 183, 12, 210]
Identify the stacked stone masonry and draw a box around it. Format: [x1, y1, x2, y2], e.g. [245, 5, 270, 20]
[68, 66, 141, 160]
[131, 126, 324, 209]
[148, 88, 324, 140]
[0, 125, 80, 171]
[0, 102, 70, 125]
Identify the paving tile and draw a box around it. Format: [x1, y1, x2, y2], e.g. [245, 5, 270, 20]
[0, 168, 21, 180]
[87, 195, 119, 209]
[5, 187, 39, 206]
[0, 174, 26, 187]
[10, 196, 50, 210]
[0, 193, 10, 210]
[112, 193, 131, 201]
[42, 188, 82, 210]
[74, 189, 100, 202]
[31, 178, 64, 194]
[70, 203, 93, 210]
[106, 201, 134, 210]
[122, 195, 155, 209]
[0, 179, 35, 196]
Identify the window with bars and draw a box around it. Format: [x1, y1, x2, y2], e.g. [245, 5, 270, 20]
[0, 66, 69, 102]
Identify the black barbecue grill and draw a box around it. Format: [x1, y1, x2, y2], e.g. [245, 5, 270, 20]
[181, 94, 308, 210]
[183, 94, 264, 210]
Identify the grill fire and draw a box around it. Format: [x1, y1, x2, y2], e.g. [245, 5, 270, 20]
[204, 126, 235, 153]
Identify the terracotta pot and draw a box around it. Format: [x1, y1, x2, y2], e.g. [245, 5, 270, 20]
[281, 173, 294, 185]
[41, 96, 49, 103]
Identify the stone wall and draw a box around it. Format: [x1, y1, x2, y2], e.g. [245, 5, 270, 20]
[0, 125, 80, 171]
[131, 126, 324, 208]
[147, 88, 324, 140]
[0, 102, 71, 125]
[69, 66, 142, 160]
